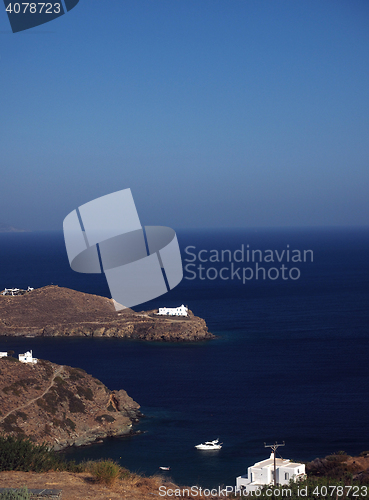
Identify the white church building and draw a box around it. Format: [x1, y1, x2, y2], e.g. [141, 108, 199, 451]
[236, 452, 306, 493]
[19, 350, 38, 364]
[156, 305, 188, 317]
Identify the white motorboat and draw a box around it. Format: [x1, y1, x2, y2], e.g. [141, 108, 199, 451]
[159, 466, 170, 470]
[195, 439, 222, 450]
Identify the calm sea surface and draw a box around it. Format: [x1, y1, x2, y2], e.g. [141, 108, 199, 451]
[0, 228, 368, 488]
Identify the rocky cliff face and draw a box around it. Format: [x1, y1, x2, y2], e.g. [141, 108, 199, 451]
[0, 286, 214, 341]
[0, 356, 141, 451]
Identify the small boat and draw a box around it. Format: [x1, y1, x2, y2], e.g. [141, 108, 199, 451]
[159, 466, 170, 470]
[195, 439, 222, 450]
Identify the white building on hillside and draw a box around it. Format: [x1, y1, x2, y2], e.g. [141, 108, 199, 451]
[2, 288, 20, 296]
[19, 350, 38, 364]
[156, 305, 188, 316]
[0, 352, 8, 358]
[236, 452, 306, 493]
[1, 287, 34, 296]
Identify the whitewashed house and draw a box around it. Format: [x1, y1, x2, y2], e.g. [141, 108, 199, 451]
[236, 452, 306, 493]
[2, 287, 34, 296]
[18, 350, 38, 364]
[0, 352, 8, 358]
[156, 305, 188, 317]
[2, 288, 20, 296]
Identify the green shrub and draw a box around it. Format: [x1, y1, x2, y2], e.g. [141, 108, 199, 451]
[1, 356, 19, 363]
[119, 467, 132, 480]
[326, 453, 348, 463]
[15, 412, 28, 421]
[64, 418, 76, 431]
[95, 414, 115, 423]
[2, 386, 20, 397]
[0, 414, 23, 434]
[87, 459, 121, 485]
[37, 361, 54, 379]
[107, 402, 116, 412]
[76, 385, 94, 401]
[53, 381, 73, 401]
[0, 487, 30, 500]
[36, 383, 86, 415]
[68, 396, 85, 413]
[36, 392, 58, 415]
[68, 367, 86, 381]
[0, 435, 68, 472]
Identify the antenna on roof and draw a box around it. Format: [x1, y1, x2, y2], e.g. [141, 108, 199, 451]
[264, 441, 285, 486]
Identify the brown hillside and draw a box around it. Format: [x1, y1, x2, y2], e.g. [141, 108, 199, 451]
[0, 356, 141, 450]
[0, 286, 214, 341]
[0, 286, 116, 327]
[307, 452, 369, 483]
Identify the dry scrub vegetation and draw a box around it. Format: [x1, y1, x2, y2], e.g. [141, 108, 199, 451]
[0, 468, 220, 500]
[0, 438, 220, 499]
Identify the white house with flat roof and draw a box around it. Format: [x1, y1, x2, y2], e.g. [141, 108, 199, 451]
[19, 350, 37, 364]
[0, 352, 8, 358]
[157, 305, 188, 316]
[236, 452, 306, 493]
[1, 287, 34, 296]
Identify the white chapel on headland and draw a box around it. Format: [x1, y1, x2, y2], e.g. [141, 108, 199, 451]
[156, 305, 188, 316]
[236, 452, 306, 493]
[18, 350, 38, 364]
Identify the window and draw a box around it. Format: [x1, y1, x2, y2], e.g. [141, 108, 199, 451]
[285, 473, 289, 480]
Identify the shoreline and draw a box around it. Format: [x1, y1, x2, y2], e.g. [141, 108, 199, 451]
[0, 285, 215, 342]
[0, 357, 142, 452]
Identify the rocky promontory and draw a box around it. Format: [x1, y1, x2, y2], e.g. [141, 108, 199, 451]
[0, 286, 214, 341]
[0, 356, 141, 450]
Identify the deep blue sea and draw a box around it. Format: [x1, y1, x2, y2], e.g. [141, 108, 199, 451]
[0, 228, 369, 488]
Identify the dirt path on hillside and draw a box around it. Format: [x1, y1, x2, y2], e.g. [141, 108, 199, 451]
[0, 366, 64, 423]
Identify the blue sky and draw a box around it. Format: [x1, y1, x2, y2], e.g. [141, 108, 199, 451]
[0, 0, 368, 230]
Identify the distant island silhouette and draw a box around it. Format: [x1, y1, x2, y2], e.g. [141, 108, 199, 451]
[0, 223, 28, 233]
